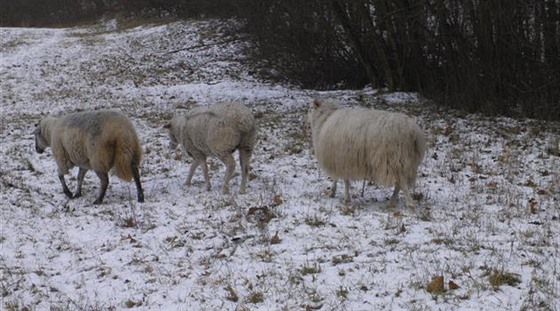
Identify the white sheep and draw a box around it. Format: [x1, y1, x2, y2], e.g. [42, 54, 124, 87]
[308, 99, 426, 208]
[164, 102, 257, 194]
[34, 110, 144, 204]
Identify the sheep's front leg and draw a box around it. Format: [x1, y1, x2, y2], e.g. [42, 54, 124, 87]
[219, 154, 236, 195]
[74, 167, 88, 198]
[58, 173, 73, 199]
[93, 171, 109, 205]
[131, 162, 144, 203]
[56, 155, 74, 199]
[185, 160, 199, 186]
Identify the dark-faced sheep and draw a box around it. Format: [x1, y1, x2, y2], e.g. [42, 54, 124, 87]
[308, 99, 426, 208]
[164, 102, 256, 194]
[34, 110, 144, 204]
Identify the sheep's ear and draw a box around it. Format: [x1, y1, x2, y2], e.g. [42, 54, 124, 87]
[312, 99, 322, 109]
[163, 123, 171, 129]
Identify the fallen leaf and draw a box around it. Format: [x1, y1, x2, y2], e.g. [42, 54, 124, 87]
[273, 194, 283, 206]
[427, 275, 445, 293]
[448, 280, 460, 290]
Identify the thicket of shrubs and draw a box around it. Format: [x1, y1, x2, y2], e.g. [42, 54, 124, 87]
[2, 0, 558, 120]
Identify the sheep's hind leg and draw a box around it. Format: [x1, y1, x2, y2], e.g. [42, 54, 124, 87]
[58, 173, 74, 199]
[93, 171, 109, 205]
[238, 148, 252, 194]
[219, 154, 236, 195]
[388, 185, 401, 208]
[131, 163, 144, 203]
[200, 158, 212, 192]
[330, 179, 337, 198]
[401, 183, 415, 209]
[343, 179, 351, 204]
[74, 167, 88, 198]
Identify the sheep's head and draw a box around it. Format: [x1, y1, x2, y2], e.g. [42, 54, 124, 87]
[308, 99, 322, 126]
[33, 122, 48, 154]
[163, 123, 178, 150]
[308, 99, 338, 128]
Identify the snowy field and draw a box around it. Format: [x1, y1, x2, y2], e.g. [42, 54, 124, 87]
[1, 19, 559, 311]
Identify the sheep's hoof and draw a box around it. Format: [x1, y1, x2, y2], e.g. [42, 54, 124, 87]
[92, 199, 103, 205]
[73, 192, 82, 198]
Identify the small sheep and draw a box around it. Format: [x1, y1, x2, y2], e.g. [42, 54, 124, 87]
[308, 99, 426, 208]
[34, 110, 144, 204]
[164, 102, 256, 194]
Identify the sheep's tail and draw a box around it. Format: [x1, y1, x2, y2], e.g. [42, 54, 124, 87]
[114, 134, 142, 181]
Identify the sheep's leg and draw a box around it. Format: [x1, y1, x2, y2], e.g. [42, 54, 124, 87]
[93, 171, 109, 205]
[131, 163, 144, 203]
[219, 154, 236, 195]
[200, 158, 212, 192]
[401, 183, 415, 209]
[58, 173, 73, 199]
[186, 160, 200, 186]
[74, 167, 88, 198]
[388, 185, 401, 208]
[330, 179, 337, 198]
[343, 179, 351, 204]
[238, 148, 252, 194]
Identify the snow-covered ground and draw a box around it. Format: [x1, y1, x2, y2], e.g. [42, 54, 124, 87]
[1, 19, 559, 311]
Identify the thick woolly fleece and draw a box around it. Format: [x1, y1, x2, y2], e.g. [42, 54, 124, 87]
[34, 110, 144, 204]
[308, 99, 426, 207]
[166, 102, 256, 194]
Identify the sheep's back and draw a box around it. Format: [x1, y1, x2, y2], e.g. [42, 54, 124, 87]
[314, 109, 424, 186]
[181, 113, 241, 157]
[209, 102, 255, 134]
[58, 111, 141, 170]
[184, 102, 256, 152]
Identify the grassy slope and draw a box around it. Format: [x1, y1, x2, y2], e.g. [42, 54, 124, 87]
[1, 19, 559, 311]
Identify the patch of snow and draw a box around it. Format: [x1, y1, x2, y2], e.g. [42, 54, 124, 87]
[1, 19, 559, 311]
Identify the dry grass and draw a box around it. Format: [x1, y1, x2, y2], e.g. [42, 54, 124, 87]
[1, 20, 560, 311]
